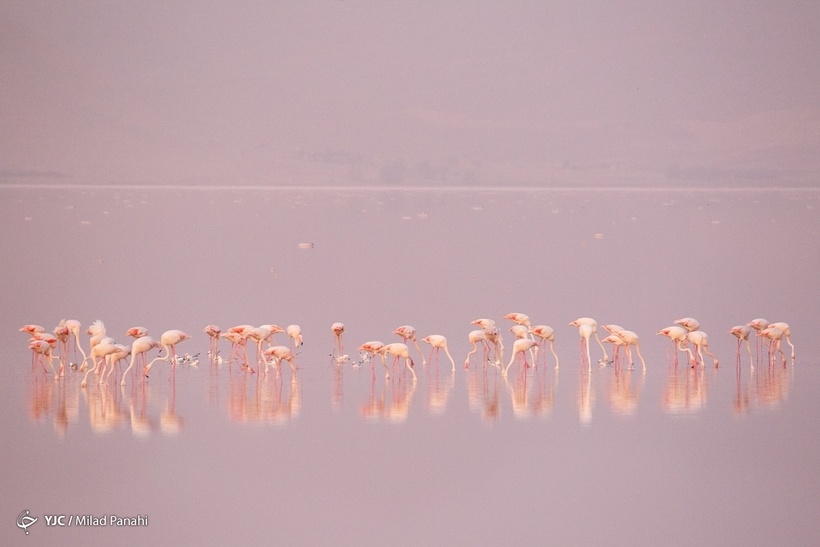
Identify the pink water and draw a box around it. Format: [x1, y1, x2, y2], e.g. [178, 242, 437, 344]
[2, 186, 818, 546]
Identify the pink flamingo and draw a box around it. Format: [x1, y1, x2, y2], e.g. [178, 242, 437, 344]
[656, 326, 692, 366]
[219, 331, 246, 370]
[121, 336, 161, 386]
[687, 330, 718, 368]
[767, 322, 794, 360]
[422, 335, 456, 372]
[359, 341, 389, 378]
[203, 325, 221, 358]
[613, 330, 647, 372]
[758, 327, 787, 366]
[53, 324, 70, 376]
[504, 338, 539, 375]
[569, 318, 608, 362]
[60, 319, 86, 364]
[393, 325, 427, 366]
[729, 325, 753, 369]
[81, 341, 118, 387]
[378, 343, 417, 381]
[674, 317, 700, 332]
[331, 323, 345, 358]
[464, 329, 488, 369]
[126, 326, 148, 338]
[263, 346, 296, 372]
[602, 334, 627, 369]
[503, 313, 531, 327]
[145, 330, 190, 377]
[528, 325, 559, 369]
[287, 325, 303, 348]
[29, 338, 57, 376]
[104, 344, 132, 384]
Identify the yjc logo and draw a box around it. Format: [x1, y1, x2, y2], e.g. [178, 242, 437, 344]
[17, 510, 37, 535]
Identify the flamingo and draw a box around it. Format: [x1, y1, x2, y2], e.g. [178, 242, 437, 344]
[81, 341, 119, 387]
[260, 324, 285, 346]
[602, 324, 625, 335]
[575, 323, 593, 370]
[528, 325, 559, 369]
[422, 335, 456, 372]
[767, 322, 794, 359]
[746, 318, 770, 363]
[602, 334, 628, 369]
[20, 324, 46, 335]
[203, 325, 221, 357]
[393, 325, 427, 366]
[504, 338, 539, 375]
[729, 325, 753, 368]
[103, 344, 131, 384]
[483, 326, 504, 366]
[657, 326, 693, 366]
[613, 330, 647, 372]
[121, 336, 161, 385]
[263, 346, 296, 372]
[471, 318, 496, 329]
[287, 325, 303, 348]
[378, 343, 417, 381]
[758, 327, 787, 365]
[219, 331, 245, 369]
[53, 324, 70, 376]
[674, 317, 700, 332]
[503, 313, 531, 327]
[569, 318, 608, 362]
[227, 324, 256, 364]
[145, 330, 190, 376]
[331, 323, 345, 358]
[60, 319, 86, 364]
[509, 325, 529, 339]
[464, 329, 488, 369]
[29, 339, 57, 376]
[687, 330, 718, 368]
[358, 341, 390, 378]
[126, 327, 148, 338]
[247, 326, 275, 367]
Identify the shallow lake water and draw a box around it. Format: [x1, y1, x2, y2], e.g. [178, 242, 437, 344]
[2, 185, 819, 546]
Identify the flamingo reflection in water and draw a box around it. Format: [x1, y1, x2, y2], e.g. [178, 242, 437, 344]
[226, 366, 301, 424]
[28, 369, 81, 437]
[608, 366, 644, 416]
[466, 363, 503, 422]
[663, 363, 707, 415]
[578, 366, 594, 425]
[358, 373, 417, 423]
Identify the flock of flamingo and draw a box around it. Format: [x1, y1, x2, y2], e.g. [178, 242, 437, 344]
[20, 314, 794, 387]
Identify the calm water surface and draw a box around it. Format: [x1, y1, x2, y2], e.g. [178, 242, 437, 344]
[2, 186, 819, 546]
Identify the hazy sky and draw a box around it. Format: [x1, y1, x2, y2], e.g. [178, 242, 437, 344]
[2, 1, 820, 186]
